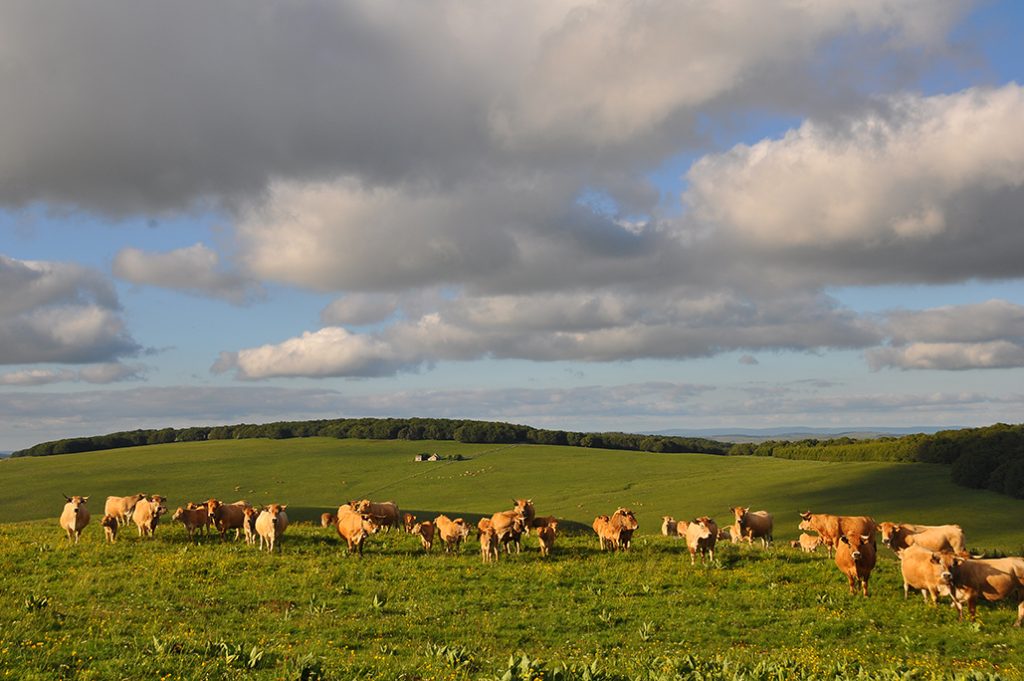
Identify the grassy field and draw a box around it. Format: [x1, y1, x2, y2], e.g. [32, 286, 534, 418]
[3, 438, 1024, 679]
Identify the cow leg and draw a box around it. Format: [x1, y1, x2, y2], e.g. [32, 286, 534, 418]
[1014, 600, 1024, 627]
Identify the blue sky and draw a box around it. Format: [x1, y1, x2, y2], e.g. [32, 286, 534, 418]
[1, 0, 1023, 451]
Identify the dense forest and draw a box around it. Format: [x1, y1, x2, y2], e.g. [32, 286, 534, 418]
[12, 420, 1024, 500]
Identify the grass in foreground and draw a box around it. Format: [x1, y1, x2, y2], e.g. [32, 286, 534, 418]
[1, 521, 1022, 680]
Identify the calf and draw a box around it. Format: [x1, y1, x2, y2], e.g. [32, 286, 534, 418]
[661, 516, 677, 537]
[321, 512, 337, 528]
[790, 533, 820, 553]
[335, 508, 380, 556]
[411, 520, 435, 552]
[59, 495, 91, 544]
[499, 515, 527, 554]
[948, 556, 1024, 626]
[133, 498, 167, 538]
[255, 504, 289, 552]
[834, 533, 877, 597]
[172, 505, 210, 543]
[434, 515, 471, 553]
[403, 512, 417, 533]
[535, 521, 557, 557]
[479, 526, 500, 563]
[685, 516, 718, 565]
[242, 507, 260, 545]
[899, 545, 955, 604]
[731, 507, 773, 548]
[101, 514, 119, 543]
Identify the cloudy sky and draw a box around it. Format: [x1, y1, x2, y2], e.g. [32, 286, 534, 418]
[2, 0, 1023, 451]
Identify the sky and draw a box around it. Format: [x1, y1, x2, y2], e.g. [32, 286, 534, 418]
[1, 0, 1023, 451]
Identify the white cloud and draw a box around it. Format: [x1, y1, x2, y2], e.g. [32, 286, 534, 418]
[0, 363, 145, 386]
[867, 342, 1024, 371]
[113, 243, 261, 304]
[0, 255, 140, 365]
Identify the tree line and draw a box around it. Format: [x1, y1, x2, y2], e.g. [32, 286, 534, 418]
[9, 417, 731, 458]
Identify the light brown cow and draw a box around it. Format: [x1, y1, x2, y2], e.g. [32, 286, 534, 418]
[411, 520, 435, 552]
[879, 522, 967, 556]
[59, 495, 91, 544]
[335, 508, 380, 556]
[899, 545, 955, 604]
[498, 515, 527, 554]
[172, 505, 210, 542]
[789, 533, 821, 553]
[726, 523, 752, 545]
[834, 533, 877, 597]
[684, 516, 718, 565]
[593, 514, 612, 550]
[513, 498, 536, 533]
[255, 504, 289, 552]
[133, 498, 166, 538]
[242, 507, 260, 545]
[321, 512, 337, 528]
[490, 501, 529, 548]
[479, 526, 500, 563]
[593, 508, 639, 551]
[353, 499, 401, 532]
[434, 515, 471, 553]
[731, 507, 773, 548]
[661, 516, 677, 536]
[531, 515, 558, 530]
[207, 499, 251, 541]
[799, 511, 876, 557]
[947, 556, 1024, 626]
[403, 512, 417, 533]
[535, 521, 557, 557]
[101, 514, 119, 543]
[104, 493, 147, 527]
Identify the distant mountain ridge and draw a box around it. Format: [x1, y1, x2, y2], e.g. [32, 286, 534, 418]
[649, 426, 962, 443]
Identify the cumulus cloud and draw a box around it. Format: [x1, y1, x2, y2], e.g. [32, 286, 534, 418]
[0, 363, 145, 386]
[113, 243, 262, 304]
[0, 255, 140, 365]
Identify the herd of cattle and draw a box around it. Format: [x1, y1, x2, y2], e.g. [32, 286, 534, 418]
[57, 494, 1024, 626]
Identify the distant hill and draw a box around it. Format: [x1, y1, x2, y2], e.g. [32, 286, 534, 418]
[649, 426, 962, 444]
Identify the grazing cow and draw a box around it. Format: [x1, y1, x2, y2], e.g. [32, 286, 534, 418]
[133, 498, 166, 538]
[59, 495, 91, 544]
[879, 522, 967, 556]
[899, 545, 956, 604]
[535, 521, 557, 557]
[242, 507, 260, 545]
[790, 533, 821, 553]
[101, 514, 119, 543]
[321, 512, 337, 528]
[411, 520, 435, 552]
[403, 513, 417, 533]
[947, 556, 1024, 626]
[104, 493, 147, 527]
[799, 511, 876, 557]
[335, 508, 380, 556]
[684, 516, 718, 565]
[207, 499, 251, 541]
[593, 508, 639, 551]
[834, 533, 877, 597]
[353, 499, 402, 532]
[434, 515, 471, 553]
[255, 504, 289, 552]
[661, 516, 677, 537]
[731, 507, 773, 548]
[479, 526, 500, 563]
[172, 505, 210, 542]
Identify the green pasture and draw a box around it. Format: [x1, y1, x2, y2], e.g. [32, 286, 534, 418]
[3, 438, 1024, 551]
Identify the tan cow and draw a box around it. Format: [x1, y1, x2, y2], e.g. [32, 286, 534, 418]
[498, 515, 527, 554]
[731, 507, 773, 548]
[947, 556, 1024, 625]
[535, 521, 557, 557]
[242, 507, 260, 545]
[513, 498, 536, 533]
[790, 533, 821, 553]
[101, 514, 119, 543]
[479, 526, 500, 563]
[411, 520, 435, 552]
[661, 516, 677, 536]
[255, 504, 289, 552]
[834, 533, 877, 597]
[899, 545, 955, 604]
[593, 514, 612, 550]
[104, 493, 147, 527]
[403, 512, 417, 533]
[133, 498, 167, 538]
[353, 499, 401, 532]
[207, 499, 251, 541]
[490, 501, 529, 548]
[725, 523, 752, 544]
[434, 515, 471, 553]
[335, 508, 381, 556]
[59, 495, 91, 544]
[799, 511, 876, 557]
[879, 522, 967, 556]
[321, 512, 337, 528]
[684, 516, 718, 565]
[172, 505, 210, 543]
[593, 508, 639, 551]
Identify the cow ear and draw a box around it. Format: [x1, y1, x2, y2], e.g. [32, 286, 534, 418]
[839, 535, 850, 544]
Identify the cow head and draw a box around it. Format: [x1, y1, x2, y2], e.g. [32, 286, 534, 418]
[689, 520, 711, 540]
[731, 506, 750, 525]
[172, 507, 186, 522]
[403, 513, 417, 533]
[101, 514, 118, 529]
[361, 513, 381, 535]
[878, 522, 899, 547]
[614, 508, 639, 530]
[354, 499, 372, 514]
[63, 494, 89, 510]
[839, 534, 871, 559]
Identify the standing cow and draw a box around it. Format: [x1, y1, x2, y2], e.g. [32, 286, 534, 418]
[59, 495, 91, 544]
[353, 499, 401, 532]
[335, 508, 381, 556]
[799, 511, 876, 557]
[835, 533, 877, 597]
[684, 516, 718, 565]
[730, 506, 773, 548]
[133, 498, 167, 538]
[947, 556, 1024, 626]
[104, 493, 147, 527]
[255, 504, 289, 552]
[879, 522, 967, 557]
